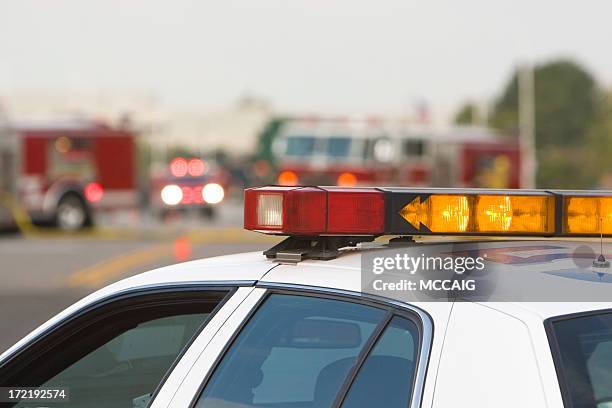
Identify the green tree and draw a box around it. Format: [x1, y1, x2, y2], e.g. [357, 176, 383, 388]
[491, 59, 597, 148]
[587, 92, 612, 185]
[536, 148, 599, 189]
[490, 59, 599, 187]
[454, 103, 478, 125]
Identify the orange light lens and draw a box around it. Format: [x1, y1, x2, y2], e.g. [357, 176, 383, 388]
[337, 172, 357, 187]
[429, 195, 471, 232]
[565, 197, 612, 234]
[278, 171, 298, 186]
[476, 195, 553, 233]
[400, 195, 471, 232]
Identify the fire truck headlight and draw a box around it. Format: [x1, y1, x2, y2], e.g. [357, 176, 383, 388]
[373, 138, 394, 162]
[278, 170, 298, 186]
[337, 172, 357, 187]
[202, 183, 224, 204]
[161, 184, 183, 206]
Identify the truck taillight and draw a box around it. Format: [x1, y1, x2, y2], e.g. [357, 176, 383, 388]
[84, 182, 104, 203]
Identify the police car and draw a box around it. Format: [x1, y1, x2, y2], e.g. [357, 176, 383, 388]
[1, 186, 612, 408]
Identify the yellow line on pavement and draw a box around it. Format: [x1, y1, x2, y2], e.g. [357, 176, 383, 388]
[186, 228, 277, 244]
[65, 228, 280, 288]
[22, 224, 281, 242]
[0, 193, 36, 234]
[66, 243, 173, 288]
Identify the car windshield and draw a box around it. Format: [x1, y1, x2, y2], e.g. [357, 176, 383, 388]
[550, 311, 612, 408]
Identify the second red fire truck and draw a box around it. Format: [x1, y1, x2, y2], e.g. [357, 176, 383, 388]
[267, 118, 521, 189]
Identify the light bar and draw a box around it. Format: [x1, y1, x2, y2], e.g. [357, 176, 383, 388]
[244, 187, 612, 237]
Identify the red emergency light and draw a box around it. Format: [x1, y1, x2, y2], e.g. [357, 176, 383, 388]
[171, 157, 189, 177]
[244, 186, 385, 235]
[188, 159, 206, 176]
[84, 182, 104, 203]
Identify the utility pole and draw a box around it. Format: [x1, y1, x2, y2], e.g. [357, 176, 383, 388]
[518, 63, 537, 189]
[479, 100, 489, 127]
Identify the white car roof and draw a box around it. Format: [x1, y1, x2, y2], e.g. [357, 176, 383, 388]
[104, 239, 612, 320]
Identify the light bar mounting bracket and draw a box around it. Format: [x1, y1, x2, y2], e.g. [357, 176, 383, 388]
[264, 236, 374, 262]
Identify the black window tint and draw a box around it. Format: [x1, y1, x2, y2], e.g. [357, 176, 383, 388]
[403, 140, 424, 157]
[195, 294, 386, 408]
[550, 312, 612, 408]
[342, 316, 418, 408]
[0, 290, 227, 408]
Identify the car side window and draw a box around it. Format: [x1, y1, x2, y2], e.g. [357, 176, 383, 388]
[195, 294, 387, 408]
[0, 290, 229, 408]
[341, 316, 419, 407]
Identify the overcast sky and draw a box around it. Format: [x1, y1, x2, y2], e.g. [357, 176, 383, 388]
[1, 0, 611, 117]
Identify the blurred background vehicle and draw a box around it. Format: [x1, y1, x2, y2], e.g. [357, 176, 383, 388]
[149, 156, 229, 220]
[0, 118, 137, 230]
[255, 117, 521, 188]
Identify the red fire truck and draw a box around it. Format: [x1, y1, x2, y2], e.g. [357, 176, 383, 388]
[270, 118, 521, 189]
[0, 119, 137, 230]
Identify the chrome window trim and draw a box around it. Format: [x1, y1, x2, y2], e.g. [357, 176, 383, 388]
[255, 282, 434, 408]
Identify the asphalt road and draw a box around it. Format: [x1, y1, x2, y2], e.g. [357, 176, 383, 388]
[0, 203, 278, 353]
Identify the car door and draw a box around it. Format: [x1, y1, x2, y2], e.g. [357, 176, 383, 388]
[0, 284, 254, 408]
[164, 286, 431, 408]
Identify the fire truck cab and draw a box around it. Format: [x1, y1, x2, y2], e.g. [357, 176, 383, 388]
[271, 118, 395, 186]
[271, 118, 521, 189]
[0, 119, 137, 230]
